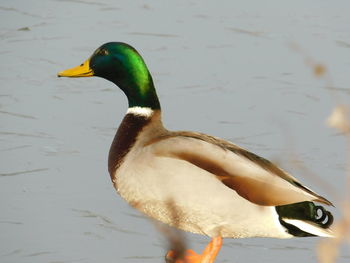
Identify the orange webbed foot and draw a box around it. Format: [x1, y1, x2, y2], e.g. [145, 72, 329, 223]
[165, 237, 223, 263]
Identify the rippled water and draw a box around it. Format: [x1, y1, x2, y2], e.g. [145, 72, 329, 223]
[1, 0, 350, 262]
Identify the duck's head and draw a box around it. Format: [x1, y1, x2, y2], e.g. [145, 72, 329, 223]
[58, 42, 160, 109]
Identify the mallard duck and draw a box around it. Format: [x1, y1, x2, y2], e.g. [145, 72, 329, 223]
[58, 42, 334, 263]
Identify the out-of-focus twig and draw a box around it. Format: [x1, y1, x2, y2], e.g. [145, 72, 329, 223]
[290, 44, 350, 262]
[317, 105, 350, 263]
[289, 42, 341, 103]
[151, 199, 188, 263]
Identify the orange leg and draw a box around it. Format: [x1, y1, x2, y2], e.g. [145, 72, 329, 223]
[165, 236, 223, 263]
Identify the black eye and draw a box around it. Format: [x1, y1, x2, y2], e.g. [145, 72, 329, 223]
[99, 49, 109, 56]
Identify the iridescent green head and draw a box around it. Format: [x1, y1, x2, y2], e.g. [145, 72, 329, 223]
[58, 42, 160, 109]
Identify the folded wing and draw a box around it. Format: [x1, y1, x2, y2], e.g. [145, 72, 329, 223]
[146, 131, 332, 207]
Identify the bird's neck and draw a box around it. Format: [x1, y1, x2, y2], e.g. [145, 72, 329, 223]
[110, 67, 161, 110]
[126, 81, 161, 110]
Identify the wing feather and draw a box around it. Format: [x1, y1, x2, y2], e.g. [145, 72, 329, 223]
[146, 131, 332, 206]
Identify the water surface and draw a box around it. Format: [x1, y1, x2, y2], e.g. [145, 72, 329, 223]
[1, 0, 350, 262]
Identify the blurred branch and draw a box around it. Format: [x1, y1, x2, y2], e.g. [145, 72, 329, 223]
[151, 199, 188, 263]
[317, 105, 350, 263]
[289, 44, 350, 262]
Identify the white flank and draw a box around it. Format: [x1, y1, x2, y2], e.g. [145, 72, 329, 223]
[283, 219, 334, 238]
[127, 106, 154, 117]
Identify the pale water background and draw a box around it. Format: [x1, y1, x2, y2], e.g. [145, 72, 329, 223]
[1, 0, 350, 262]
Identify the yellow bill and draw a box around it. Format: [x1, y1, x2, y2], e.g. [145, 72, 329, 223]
[57, 59, 94, 77]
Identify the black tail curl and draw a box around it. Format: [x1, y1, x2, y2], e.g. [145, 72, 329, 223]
[314, 205, 333, 228]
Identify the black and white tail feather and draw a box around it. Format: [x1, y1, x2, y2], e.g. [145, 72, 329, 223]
[276, 201, 334, 238]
